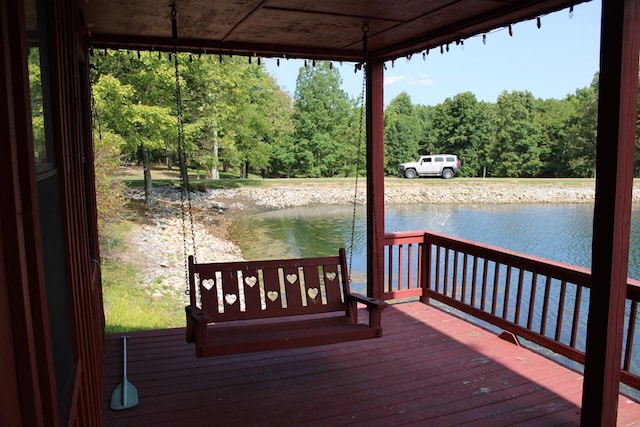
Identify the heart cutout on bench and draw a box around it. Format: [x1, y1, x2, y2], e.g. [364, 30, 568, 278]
[244, 276, 257, 287]
[325, 271, 337, 282]
[307, 287, 319, 300]
[267, 290, 279, 302]
[225, 293, 237, 305]
[286, 273, 297, 284]
[202, 279, 215, 291]
[202, 279, 216, 291]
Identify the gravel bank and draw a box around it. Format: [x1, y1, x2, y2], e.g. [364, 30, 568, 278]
[121, 182, 639, 302]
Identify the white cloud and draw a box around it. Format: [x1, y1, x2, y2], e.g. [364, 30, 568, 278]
[384, 75, 407, 85]
[385, 73, 434, 87]
[417, 72, 434, 86]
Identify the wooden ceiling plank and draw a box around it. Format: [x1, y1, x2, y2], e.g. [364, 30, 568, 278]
[222, 0, 268, 42]
[82, 0, 591, 63]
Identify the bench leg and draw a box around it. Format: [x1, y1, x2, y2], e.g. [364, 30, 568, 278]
[186, 306, 195, 343]
[369, 308, 383, 337]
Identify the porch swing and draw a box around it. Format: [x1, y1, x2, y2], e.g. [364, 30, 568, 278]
[166, 7, 387, 358]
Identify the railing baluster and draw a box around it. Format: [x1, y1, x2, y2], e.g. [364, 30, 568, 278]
[435, 245, 441, 293]
[491, 261, 500, 316]
[514, 269, 525, 325]
[444, 248, 450, 297]
[503, 265, 512, 320]
[417, 242, 423, 292]
[570, 285, 583, 349]
[407, 243, 414, 290]
[481, 258, 489, 311]
[453, 250, 459, 300]
[527, 272, 538, 330]
[540, 276, 552, 336]
[387, 244, 393, 293]
[470, 256, 478, 306]
[624, 300, 638, 371]
[424, 242, 432, 292]
[461, 253, 468, 304]
[555, 280, 567, 342]
[398, 244, 404, 291]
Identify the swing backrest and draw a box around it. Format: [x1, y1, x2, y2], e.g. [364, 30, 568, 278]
[189, 249, 351, 322]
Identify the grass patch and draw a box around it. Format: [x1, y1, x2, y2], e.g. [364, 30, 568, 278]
[102, 260, 185, 333]
[100, 221, 185, 333]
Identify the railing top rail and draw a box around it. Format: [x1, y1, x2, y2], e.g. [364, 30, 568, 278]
[383, 230, 640, 301]
[384, 230, 429, 244]
[423, 230, 592, 286]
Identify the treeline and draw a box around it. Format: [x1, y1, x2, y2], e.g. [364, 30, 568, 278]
[90, 51, 635, 183]
[91, 51, 360, 186]
[386, 81, 603, 178]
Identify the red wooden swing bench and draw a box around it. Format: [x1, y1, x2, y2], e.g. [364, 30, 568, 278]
[185, 248, 387, 357]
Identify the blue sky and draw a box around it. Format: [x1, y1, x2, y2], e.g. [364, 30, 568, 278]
[264, 0, 601, 107]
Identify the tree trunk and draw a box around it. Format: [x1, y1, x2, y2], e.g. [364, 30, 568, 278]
[141, 143, 153, 204]
[210, 130, 220, 180]
[179, 150, 188, 190]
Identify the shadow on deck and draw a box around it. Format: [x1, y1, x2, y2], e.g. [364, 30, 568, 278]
[103, 301, 640, 426]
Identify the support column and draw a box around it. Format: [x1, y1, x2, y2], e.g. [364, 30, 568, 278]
[366, 59, 385, 299]
[581, 0, 640, 424]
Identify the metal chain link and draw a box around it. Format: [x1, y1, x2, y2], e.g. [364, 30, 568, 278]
[171, 5, 197, 296]
[348, 26, 369, 284]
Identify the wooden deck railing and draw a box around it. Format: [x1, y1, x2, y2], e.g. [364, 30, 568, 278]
[382, 230, 640, 390]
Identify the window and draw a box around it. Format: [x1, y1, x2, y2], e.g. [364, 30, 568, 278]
[25, 0, 76, 421]
[26, 0, 56, 174]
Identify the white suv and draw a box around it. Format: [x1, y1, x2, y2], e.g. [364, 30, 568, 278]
[399, 154, 461, 179]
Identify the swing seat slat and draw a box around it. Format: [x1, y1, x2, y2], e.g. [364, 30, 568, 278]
[185, 248, 386, 357]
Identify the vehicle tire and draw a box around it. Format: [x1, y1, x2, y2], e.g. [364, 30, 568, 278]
[441, 168, 454, 179]
[404, 169, 417, 179]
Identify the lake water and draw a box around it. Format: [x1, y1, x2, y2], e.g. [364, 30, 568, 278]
[232, 203, 640, 281]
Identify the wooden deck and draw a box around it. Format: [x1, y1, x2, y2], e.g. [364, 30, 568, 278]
[103, 301, 640, 426]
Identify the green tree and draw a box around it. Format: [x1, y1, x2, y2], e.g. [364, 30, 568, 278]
[565, 74, 599, 177]
[535, 97, 577, 177]
[267, 89, 296, 177]
[181, 56, 250, 178]
[427, 92, 495, 177]
[92, 51, 177, 201]
[93, 131, 126, 237]
[384, 92, 422, 175]
[292, 62, 356, 177]
[231, 64, 293, 178]
[490, 91, 543, 177]
[93, 50, 296, 182]
[92, 73, 173, 202]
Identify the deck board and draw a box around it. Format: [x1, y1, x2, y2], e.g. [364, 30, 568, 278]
[103, 301, 640, 426]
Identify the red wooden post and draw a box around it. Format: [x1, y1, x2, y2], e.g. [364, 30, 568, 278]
[581, 0, 640, 424]
[0, 0, 59, 424]
[366, 59, 385, 299]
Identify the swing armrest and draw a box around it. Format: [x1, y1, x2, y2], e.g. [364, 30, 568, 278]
[346, 292, 388, 310]
[186, 305, 212, 325]
[185, 305, 213, 353]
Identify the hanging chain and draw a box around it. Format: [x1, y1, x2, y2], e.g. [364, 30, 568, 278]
[348, 24, 369, 284]
[171, 5, 198, 296]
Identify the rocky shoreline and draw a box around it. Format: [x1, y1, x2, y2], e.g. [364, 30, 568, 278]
[120, 182, 639, 303]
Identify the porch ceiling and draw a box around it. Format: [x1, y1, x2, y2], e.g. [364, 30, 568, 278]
[81, 0, 590, 62]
